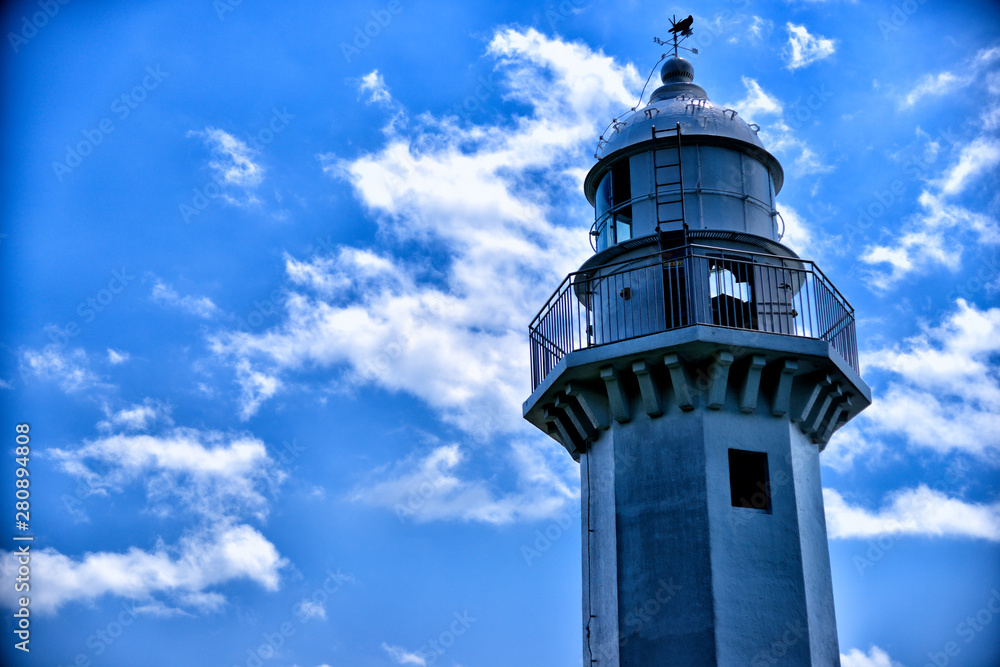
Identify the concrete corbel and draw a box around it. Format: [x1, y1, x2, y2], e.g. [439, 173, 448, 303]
[664, 353, 695, 411]
[817, 394, 852, 445]
[706, 351, 734, 410]
[791, 373, 832, 424]
[804, 383, 844, 436]
[565, 381, 610, 432]
[600, 366, 631, 423]
[632, 360, 664, 417]
[555, 393, 597, 443]
[739, 355, 767, 414]
[543, 405, 580, 455]
[770, 359, 798, 417]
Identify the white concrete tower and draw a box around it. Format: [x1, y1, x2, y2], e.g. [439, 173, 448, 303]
[523, 23, 871, 666]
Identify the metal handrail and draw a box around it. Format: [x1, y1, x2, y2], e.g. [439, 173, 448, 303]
[528, 243, 859, 390]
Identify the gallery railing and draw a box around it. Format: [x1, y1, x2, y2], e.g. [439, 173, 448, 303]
[529, 244, 858, 391]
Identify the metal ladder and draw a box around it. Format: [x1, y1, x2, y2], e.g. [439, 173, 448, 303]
[651, 123, 688, 251]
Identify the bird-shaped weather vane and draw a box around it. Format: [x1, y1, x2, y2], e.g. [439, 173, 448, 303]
[654, 14, 698, 58]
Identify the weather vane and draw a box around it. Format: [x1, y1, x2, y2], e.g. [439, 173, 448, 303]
[654, 14, 698, 58]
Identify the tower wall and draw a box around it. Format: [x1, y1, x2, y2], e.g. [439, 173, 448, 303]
[577, 356, 842, 665]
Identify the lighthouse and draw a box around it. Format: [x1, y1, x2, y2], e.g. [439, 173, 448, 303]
[522, 19, 870, 666]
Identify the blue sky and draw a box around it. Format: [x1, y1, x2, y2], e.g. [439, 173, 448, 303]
[2, 0, 999, 665]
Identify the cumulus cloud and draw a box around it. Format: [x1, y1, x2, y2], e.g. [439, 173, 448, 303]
[295, 598, 326, 621]
[189, 127, 263, 188]
[824, 486, 1000, 541]
[864, 48, 1000, 285]
[107, 348, 130, 364]
[212, 28, 639, 435]
[97, 398, 173, 432]
[382, 642, 427, 665]
[19, 346, 106, 394]
[840, 646, 902, 667]
[0, 522, 287, 614]
[726, 78, 833, 178]
[785, 23, 836, 70]
[731, 77, 783, 119]
[937, 136, 1000, 196]
[49, 427, 284, 521]
[151, 280, 221, 318]
[901, 46, 1000, 108]
[826, 300, 1000, 468]
[860, 191, 997, 290]
[359, 69, 392, 105]
[351, 441, 576, 524]
[235, 358, 283, 421]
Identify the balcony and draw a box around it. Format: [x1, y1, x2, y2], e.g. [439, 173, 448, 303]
[529, 244, 858, 391]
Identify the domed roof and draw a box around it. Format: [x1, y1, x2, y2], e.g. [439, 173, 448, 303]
[598, 57, 767, 155]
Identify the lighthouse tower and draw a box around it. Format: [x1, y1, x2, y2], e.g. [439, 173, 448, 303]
[523, 21, 870, 666]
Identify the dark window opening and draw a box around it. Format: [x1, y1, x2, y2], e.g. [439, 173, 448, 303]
[595, 160, 634, 251]
[729, 448, 770, 511]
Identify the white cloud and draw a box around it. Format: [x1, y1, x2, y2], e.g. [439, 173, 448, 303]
[776, 203, 814, 257]
[826, 300, 1000, 466]
[382, 642, 427, 665]
[352, 441, 576, 525]
[860, 190, 997, 290]
[295, 598, 326, 621]
[824, 486, 1000, 541]
[731, 77, 782, 119]
[97, 398, 172, 432]
[212, 28, 639, 433]
[235, 358, 282, 421]
[785, 24, 836, 70]
[0, 523, 287, 614]
[747, 16, 772, 43]
[901, 46, 1000, 108]
[841, 646, 902, 667]
[903, 71, 966, 108]
[189, 127, 263, 188]
[937, 137, 1000, 195]
[359, 69, 392, 105]
[107, 348, 130, 364]
[151, 280, 221, 319]
[726, 78, 833, 177]
[864, 48, 1000, 286]
[19, 346, 106, 394]
[50, 427, 284, 521]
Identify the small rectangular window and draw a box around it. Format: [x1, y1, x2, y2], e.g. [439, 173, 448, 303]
[729, 449, 770, 511]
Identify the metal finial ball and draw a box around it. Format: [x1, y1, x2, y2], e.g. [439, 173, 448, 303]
[660, 57, 695, 85]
